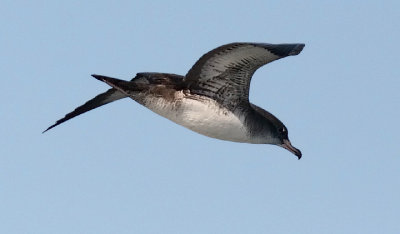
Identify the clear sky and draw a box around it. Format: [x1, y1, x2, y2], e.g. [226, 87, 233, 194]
[1, 0, 399, 233]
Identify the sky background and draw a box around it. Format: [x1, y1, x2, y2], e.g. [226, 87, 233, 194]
[1, 0, 399, 233]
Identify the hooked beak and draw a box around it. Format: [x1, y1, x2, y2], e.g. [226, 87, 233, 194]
[280, 139, 302, 159]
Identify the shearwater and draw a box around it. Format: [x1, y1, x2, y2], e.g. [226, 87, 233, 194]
[44, 42, 304, 159]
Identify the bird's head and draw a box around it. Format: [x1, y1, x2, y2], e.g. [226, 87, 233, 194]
[250, 104, 302, 159]
[273, 124, 302, 159]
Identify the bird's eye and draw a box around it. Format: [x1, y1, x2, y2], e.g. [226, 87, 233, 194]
[278, 127, 286, 133]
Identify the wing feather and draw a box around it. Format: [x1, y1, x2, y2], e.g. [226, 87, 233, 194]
[43, 88, 126, 133]
[184, 43, 304, 110]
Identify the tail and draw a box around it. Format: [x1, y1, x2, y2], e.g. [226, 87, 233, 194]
[43, 75, 128, 133]
[92, 74, 143, 96]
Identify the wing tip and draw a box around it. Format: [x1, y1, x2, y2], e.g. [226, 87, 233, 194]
[42, 124, 55, 134]
[288, 44, 305, 56]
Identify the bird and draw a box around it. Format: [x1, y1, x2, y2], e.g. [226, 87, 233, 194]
[44, 42, 304, 159]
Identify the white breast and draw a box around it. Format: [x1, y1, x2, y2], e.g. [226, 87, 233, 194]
[140, 91, 250, 142]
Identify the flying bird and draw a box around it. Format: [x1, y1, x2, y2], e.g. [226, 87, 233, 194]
[44, 42, 304, 159]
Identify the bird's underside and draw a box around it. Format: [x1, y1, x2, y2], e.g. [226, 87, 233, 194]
[44, 42, 304, 158]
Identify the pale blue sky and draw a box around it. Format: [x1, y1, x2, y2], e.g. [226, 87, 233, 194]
[1, 1, 399, 233]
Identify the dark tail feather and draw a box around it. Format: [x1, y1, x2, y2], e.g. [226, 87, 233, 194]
[91, 74, 141, 94]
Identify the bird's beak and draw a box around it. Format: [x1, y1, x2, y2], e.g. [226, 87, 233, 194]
[280, 139, 302, 159]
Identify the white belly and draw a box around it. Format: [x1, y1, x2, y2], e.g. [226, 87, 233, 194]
[140, 92, 250, 142]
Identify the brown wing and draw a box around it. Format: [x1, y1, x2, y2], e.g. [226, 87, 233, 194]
[184, 43, 304, 110]
[43, 73, 184, 133]
[43, 86, 126, 133]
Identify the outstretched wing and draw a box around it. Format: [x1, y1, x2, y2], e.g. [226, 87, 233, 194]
[43, 86, 126, 133]
[184, 43, 304, 110]
[43, 73, 184, 133]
